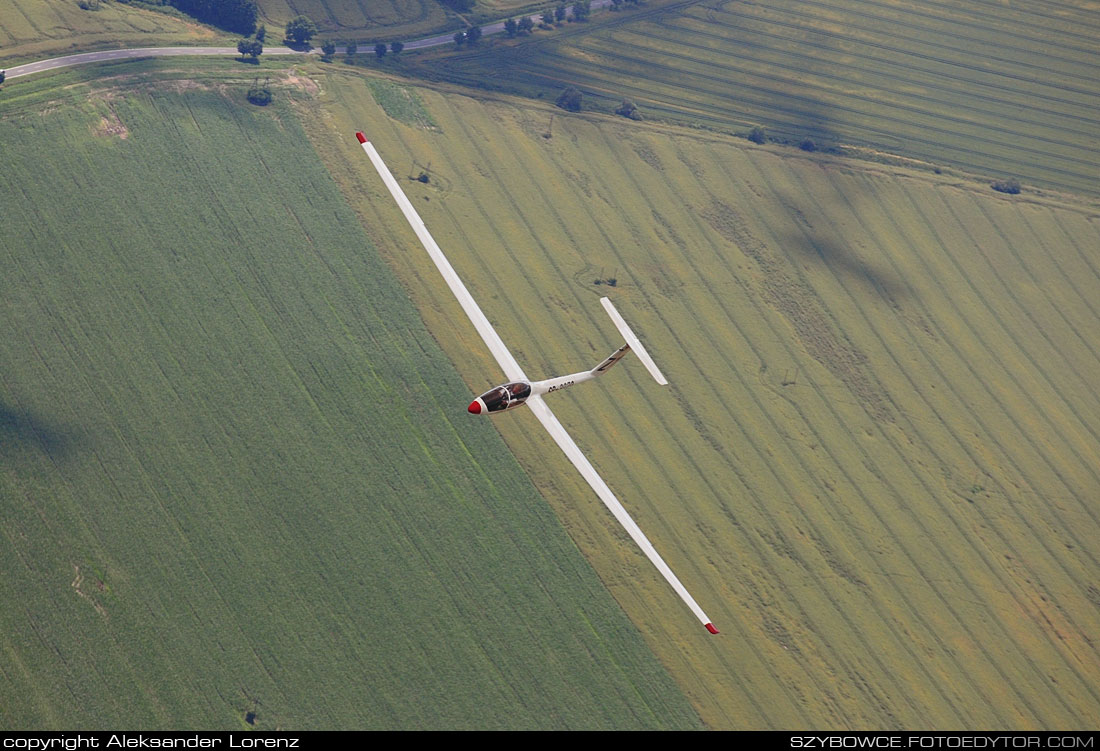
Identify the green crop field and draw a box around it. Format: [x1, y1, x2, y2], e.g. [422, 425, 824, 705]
[412, 0, 1100, 197]
[312, 69, 1100, 729]
[0, 65, 705, 730]
[0, 0, 226, 65]
[255, 0, 451, 41]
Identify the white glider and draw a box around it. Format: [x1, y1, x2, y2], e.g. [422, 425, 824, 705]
[356, 132, 717, 634]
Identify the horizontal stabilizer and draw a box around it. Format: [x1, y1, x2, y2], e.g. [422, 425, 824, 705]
[600, 297, 668, 386]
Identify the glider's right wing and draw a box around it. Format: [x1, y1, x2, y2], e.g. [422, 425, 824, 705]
[525, 394, 718, 633]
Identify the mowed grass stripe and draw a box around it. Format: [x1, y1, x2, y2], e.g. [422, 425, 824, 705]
[868, 177, 1100, 577]
[1, 0, 44, 40]
[803, 163, 1100, 552]
[598, 124, 1086, 730]
[639, 14, 1098, 130]
[726, 153, 1078, 730]
[921, 192, 1100, 565]
[969, 196, 1100, 396]
[919, 0, 1100, 45]
[1016, 209, 1100, 339]
[684, 142, 1044, 726]
[839, 173, 1100, 589]
[256, 0, 447, 36]
[950, 195, 1100, 438]
[898, 184, 1100, 505]
[777, 0, 1100, 72]
[827, 0, 1100, 60]
[633, 130, 1051, 730]
[767, 162, 1100, 717]
[0, 0, 220, 62]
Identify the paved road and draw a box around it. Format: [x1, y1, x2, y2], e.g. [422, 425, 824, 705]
[3, 1, 615, 80]
[5, 46, 307, 79]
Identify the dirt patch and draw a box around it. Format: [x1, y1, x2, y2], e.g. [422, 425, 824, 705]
[71, 565, 108, 618]
[95, 107, 129, 139]
[283, 73, 319, 96]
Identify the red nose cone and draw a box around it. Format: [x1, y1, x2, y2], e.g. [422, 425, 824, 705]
[468, 400, 481, 415]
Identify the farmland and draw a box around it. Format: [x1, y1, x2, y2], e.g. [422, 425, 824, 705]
[3, 0, 1099, 729]
[255, 0, 451, 41]
[0, 0, 226, 65]
[313, 69, 1100, 729]
[415, 0, 1100, 196]
[0, 66, 704, 730]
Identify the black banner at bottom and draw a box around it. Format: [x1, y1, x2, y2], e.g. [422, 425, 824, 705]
[0, 732, 1097, 744]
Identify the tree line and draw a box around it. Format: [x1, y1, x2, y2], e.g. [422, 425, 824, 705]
[119, 0, 259, 35]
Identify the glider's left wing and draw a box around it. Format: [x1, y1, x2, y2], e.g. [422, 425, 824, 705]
[356, 132, 717, 634]
[356, 132, 526, 383]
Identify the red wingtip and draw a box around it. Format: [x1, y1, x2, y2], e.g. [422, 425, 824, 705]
[467, 400, 482, 415]
[355, 131, 367, 144]
[705, 623, 719, 634]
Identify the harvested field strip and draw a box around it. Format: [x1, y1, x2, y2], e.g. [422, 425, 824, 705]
[721, 144, 1100, 725]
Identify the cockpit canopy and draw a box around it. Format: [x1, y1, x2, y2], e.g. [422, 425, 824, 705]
[477, 381, 532, 413]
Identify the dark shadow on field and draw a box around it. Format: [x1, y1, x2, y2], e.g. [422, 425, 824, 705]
[772, 187, 913, 305]
[700, 0, 914, 304]
[0, 401, 80, 462]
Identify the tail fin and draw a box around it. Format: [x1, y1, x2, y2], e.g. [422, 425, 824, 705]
[600, 298, 669, 385]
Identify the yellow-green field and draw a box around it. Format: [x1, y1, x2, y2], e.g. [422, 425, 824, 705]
[0, 0, 225, 64]
[255, 0, 450, 40]
[312, 69, 1100, 729]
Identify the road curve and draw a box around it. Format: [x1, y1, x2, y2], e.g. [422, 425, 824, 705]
[2, 1, 614, 80]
